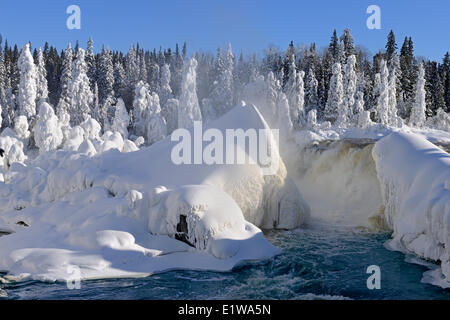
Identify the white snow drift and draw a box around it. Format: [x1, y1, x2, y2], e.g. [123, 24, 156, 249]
[0, 103, 309, 281]
[373, 132, 450, 288]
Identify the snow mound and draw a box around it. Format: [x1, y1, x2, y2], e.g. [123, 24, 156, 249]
[0, 103, 307, 281]
[372, 132, 450, 287]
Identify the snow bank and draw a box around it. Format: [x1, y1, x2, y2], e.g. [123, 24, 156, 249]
[0, 128, 27, 170]
[0, 103, 308, 281]
[372, 132, 450, 287]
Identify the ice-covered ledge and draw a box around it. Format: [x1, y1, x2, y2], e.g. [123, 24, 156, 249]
[0, 103, 309, 281]
[372, 132, 450, 287]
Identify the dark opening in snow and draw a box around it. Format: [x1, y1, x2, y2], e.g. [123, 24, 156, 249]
[175, 215, 194, 247]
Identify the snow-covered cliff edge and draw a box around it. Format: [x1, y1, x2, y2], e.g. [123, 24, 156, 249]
[372, 132, 450, 288]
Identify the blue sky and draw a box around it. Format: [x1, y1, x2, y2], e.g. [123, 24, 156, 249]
[0, 0, 448, 61]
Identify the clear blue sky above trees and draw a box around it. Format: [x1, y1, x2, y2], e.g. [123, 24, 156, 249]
[0, 0, 448, 60]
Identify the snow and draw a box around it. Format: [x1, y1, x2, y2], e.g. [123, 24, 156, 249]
[17, 44, 37, 120]
[178, 57, 202, 129]
[34, 102, 63, 153]
[0, 103, 308, 282]
[372, 132, 450, 287]
[0, 128, 27, 170]
[69, 48, 93, 126]
[110, 98, 129, 139]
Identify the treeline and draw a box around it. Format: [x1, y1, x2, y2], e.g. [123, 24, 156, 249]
[0, 28, 449, 145]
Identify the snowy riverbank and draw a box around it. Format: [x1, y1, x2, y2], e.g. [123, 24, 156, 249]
[0, 103, 308, 281]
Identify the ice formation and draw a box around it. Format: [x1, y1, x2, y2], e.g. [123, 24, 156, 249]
[0, 103, 308, 281]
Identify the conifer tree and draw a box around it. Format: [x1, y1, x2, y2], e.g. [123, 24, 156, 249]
[56, 43, 73, 119]
[305, 68, 319, 114]
[69, 48, 93, 126]
[17, 43, 37, 120]
[324, 62, 343, 123]
[409, 63, 426, 127]
[178, 57, 202, 129]
[36, 48, 48, 103]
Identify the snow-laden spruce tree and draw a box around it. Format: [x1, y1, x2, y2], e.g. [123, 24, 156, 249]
[371, 73, 381, 114]
[111, 98, 130, 139]
[409, 62, 426, 127]
[97, 47, 116, 129]
[34, 101, 63, 153]
[158, 63, 174, 128]
[86, 37, 97, 90]
[147, 63, 160, 94]
[353, 91, 372, 128]
[324, 62, 344, 123]
[374, 59, 390, 125]
[284, 57, 305, 128]
[14, 115, 30, 143]
[202, 45, 234, 121]
[113, 60, 126, 101]
[389, 52, 404, 119]
[276, 92, 293, 138]
[56, 43, 73, 120]
[138, 54, 148, 84]
[98, 95, 115, 132]
[220, 44, 235, 114]
[306, 109, 319, 130]
[92, 83, 100, 122]
[305, 68, 319, 114]
[164, 98, 179, 135]
[69, 48, 93, 126]
[125, 46, 139, 107]
[339, 55, 357, 126]
[17, 43, 37, 120]
[266, 71, 280, 119]
[58, 108, 72, 145]
[178, 57, 202, 129]
[97, 47, 115, 106]
[158, 64, 173, 107]
[132, 81, 150, 137]
[146, 93, 167, 145]
[36, 48, 48, 104]
[293, 70, 306, 127]
[387, 59, 403, 127]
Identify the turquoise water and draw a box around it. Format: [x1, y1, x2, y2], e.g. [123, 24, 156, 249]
[1, 224, 449, 300]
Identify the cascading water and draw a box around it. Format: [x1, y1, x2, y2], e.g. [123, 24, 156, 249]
[283, 139, 387, 230]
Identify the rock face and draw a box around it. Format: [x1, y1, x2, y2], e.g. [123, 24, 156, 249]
[373, 132, 450, 288]
[0, 103, 309, 281]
